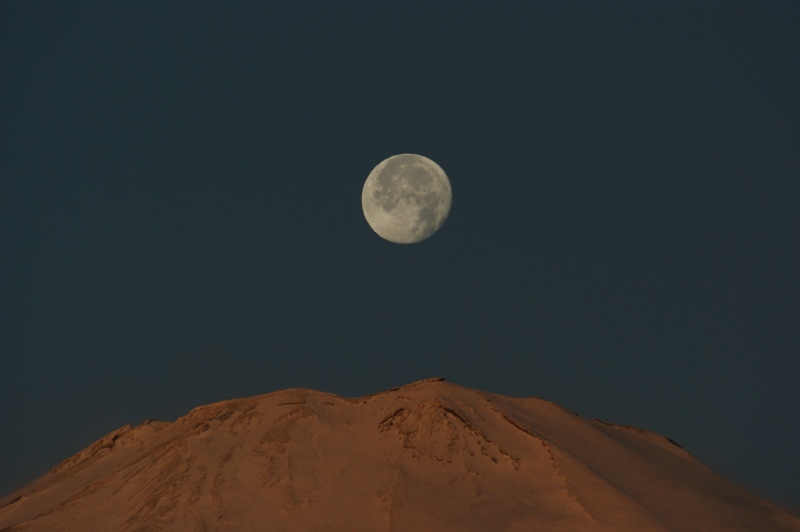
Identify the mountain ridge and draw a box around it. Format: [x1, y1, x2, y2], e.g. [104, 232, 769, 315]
[2, 378, 798, 531]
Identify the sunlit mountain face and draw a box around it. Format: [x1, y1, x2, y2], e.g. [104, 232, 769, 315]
[2, 379, 799, 531]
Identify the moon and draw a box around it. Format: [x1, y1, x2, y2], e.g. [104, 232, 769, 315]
[362, 154, 452, 244]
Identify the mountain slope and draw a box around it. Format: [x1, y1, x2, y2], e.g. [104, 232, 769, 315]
[1, 378, 798, 531]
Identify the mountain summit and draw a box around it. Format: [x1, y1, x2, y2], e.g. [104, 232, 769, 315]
[1, 378, 798, 531]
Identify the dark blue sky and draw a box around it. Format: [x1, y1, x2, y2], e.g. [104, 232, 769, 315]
[2, 1, 798, 510]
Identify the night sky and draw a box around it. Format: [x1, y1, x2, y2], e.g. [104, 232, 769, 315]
[2, 1, 799, 511]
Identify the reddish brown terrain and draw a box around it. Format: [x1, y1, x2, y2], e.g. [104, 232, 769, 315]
[2, 378, 798, 531]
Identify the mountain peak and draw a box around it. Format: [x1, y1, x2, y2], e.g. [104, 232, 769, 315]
[2, 381, 798, 531]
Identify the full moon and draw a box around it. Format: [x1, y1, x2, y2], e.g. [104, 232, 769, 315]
[361, 154, 452, 244]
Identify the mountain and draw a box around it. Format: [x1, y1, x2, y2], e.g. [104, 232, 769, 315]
[1, 378, 798, 531]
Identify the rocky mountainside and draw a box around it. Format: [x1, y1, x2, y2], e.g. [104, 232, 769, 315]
[1, 378, 798, 531]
